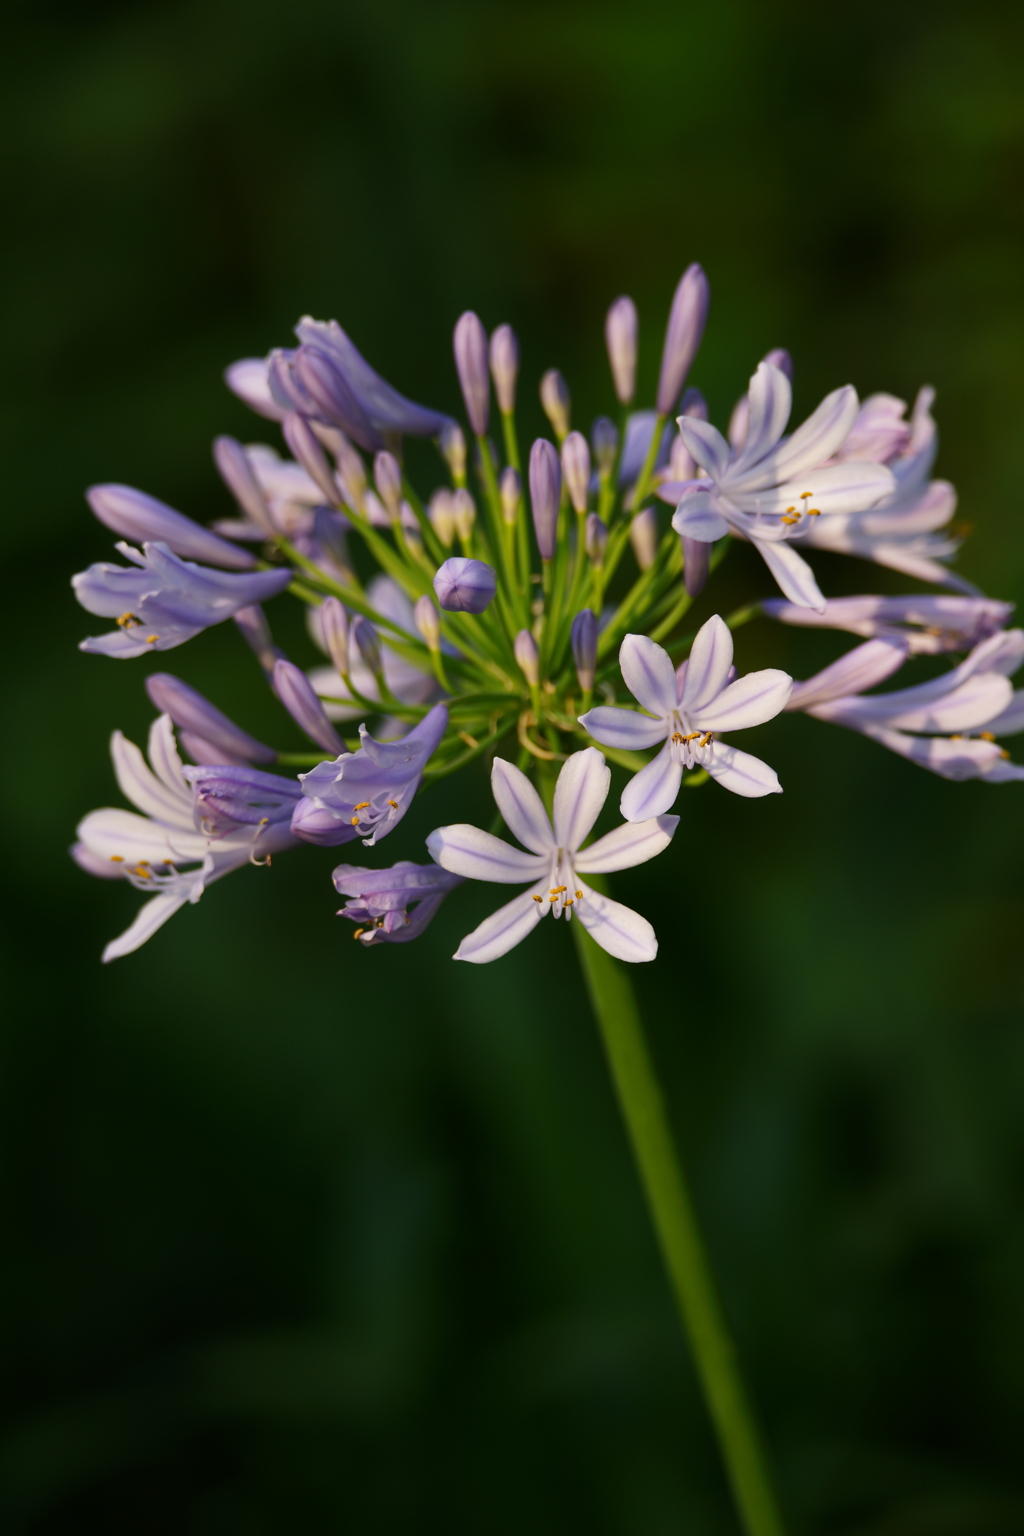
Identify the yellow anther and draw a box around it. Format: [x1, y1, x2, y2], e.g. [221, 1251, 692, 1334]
[350, 815, 361, 825]
[109, 855, 124, 863]
[564, 899, 574, 907]
[353, 928, 365, 940]
[699, 731, 713, 747]
[800, 491, 813, 499]
[145, 635, 159, 644]
[575, 890, 583, 900]
[532, 894, 544, 902]
[807, 508, 821, 515]
[980, 731, 997, 743]
[387, 798, 398, 809]
[781, 514, 800, 525]
[671, 731, 684, 743]
[785, 506, 796, 514]
[550, 885, 567, 895]
[1000, 748, 1011, 759]
[949, 734, 963, 741]
[353, 802, 371, 810]
[116, 612, 142, 629]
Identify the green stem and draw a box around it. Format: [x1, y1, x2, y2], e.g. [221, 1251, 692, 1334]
[572, 924, 786, 1536]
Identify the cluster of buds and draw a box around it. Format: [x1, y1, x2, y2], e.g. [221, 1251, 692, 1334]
[71, 263, 1024, 964]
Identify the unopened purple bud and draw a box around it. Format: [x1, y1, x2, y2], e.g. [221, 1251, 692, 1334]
[414, 594, 441, 651]
[591, 417, 619, 477]
[352, 615, 383, 680]
[585, 513, 608, 568]
[762, 347, 793, 381]
[335, 436, 367, 513]
[429, 489, 456, 547]
[374, 450, 403, 522]
[499, 467, 521, 526]
[570, 609, 598, 693]
[86, 484, 257, 571]
[320, 596, 349, 675]
[146, 673, 276, 764]
[540, 370, 571, 439]
[656, 263, 710, 415]
[234, 604, 284, 680]
[273, 658, 344, 755]
[679, 387, 708, 420]
[281, 412, 341, 506]
[682, 537, 710, 598]
[294, 346, 382, 452]
[213, 436, 277, 534]
[454, 312, 490, 436]
[400, 500, 422, 548]
[629, 506, 659, 571]
[433, 557, 497, 614]
[528, 438, 561, 560]
[514, 629, 540, 686]
[439, 422, 467, 481]
[489, 324, 519, 414]
[605, 296, 638, 404]
[561, 432, 591, 515]
[453, 488, 476, 543]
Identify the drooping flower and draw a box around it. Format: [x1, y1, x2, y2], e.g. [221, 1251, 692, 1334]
[786, 630, 1024, 781]
[763, 593, 1013, 655]
[668, 362, 895, 609]
[145, 673, 277, 766]
[72, 716, 299, 961]
[333, 861, 464, 945]
[87, 484, 259, 570]
[580, 619, 792, 815]
[427, 748, 678, 963]
[73, 541, 295, 657]
[290, 703, 449, 847]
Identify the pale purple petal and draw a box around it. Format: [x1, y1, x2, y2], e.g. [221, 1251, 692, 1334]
[576, 813, 678, 873]
[111, 729, 194, 827]
[705, 742, 782, 797]
[981, 692, 1024, 736]
[863, 726, 1024, 782]
[671, 492, 730, 543]
[730, 462, 895, 516]
[730, 363, 792, 477]
[619, 634, 678, 715]
[619, 744, 682, 821]
[787, 639, 910, 711]
[753, 538, 826, 611]
[224, 358, 287, 422]
[675, 417, 732, 481]
[692, 668, 792, 731]
[575, 882, 658, 963]
[102, 893, 190, 964]
[679, 614, 734, 710]
[425, 824, 547, 884]
[552, 747, 611, 851]
[735, 385, 860, 490]
[453, 885, 547, 963]
[578, 706, 666, 751]
[815, 673, 1012, 733]
[490, 757, 554, 855]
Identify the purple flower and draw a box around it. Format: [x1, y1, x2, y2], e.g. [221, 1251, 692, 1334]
[580, 619, 792, 814]
[433, 557, 497, 614]
[763, 594, 1013, 655]
[290, 703, 449, 847]
[72, 716, 298, 962]
[183, 763, 304, 835]
[454, 312, 490, 435]
[489, 324, 519, 415]
[571, 609, 598, 693]
[333, 860, 463, 945]
[87, 484, 257, 571]
[274, 659, 345, 755]
[656, 264, 710, 416]
[145, 673, 276, 765]
[605, 296, 638, 405]
[74, 542, 293, 657]
[427, 749, 678, 964]
[728, 349, 792, 449]
[561, 432, 591, 514]
[528, 439, 561, 560]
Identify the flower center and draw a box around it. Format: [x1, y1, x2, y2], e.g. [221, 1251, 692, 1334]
[668, 718, 714, 769]
[348, 792, 403, 841]
[530, 853, 583, 919]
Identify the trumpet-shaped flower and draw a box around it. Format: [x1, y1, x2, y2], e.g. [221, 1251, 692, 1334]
[667, 362, 895, 609]
[291, 703, 448, 846]
[580, 619, 792, 816]
[74, 541, 293, 657]
[427, 748, 678, 964]
[333, 861, 463, 945]
[764, 593, 1012, 655]
[72, 716, 299, 961]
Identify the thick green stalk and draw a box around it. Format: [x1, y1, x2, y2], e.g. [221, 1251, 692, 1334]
[573, 924, 786, 1536]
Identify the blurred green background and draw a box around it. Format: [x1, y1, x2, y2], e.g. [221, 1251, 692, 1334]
[4, 0, 1024, 1530]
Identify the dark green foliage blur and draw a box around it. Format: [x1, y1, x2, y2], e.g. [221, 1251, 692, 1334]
[4, 0, 1024, 1530]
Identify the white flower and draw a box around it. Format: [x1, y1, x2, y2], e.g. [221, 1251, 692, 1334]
[426, 748, 677, 964]
[579, 618, 792, 816]
[669, 362, 895, 610]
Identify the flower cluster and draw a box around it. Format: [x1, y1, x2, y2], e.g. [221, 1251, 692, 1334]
[72, 263, 1024, 963]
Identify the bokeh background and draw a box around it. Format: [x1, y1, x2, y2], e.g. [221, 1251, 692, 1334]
[4, 1, 1024, 1530]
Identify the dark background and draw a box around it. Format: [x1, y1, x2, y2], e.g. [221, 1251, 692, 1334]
[4, 1, 1024, 1531]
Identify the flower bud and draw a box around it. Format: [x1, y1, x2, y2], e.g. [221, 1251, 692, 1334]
[86, 483, 256, 571]
[429, 488, 456, 547]
[591, 417, 619, 477]
[334, 436, 367, 513]
[585, 513, 608, 568]
[433, 557, 498, 614]
[273, 658, 344, 755]
[320, 596, 350, 675]
[213, 436, 277, 535]
[499, 467, 521, 526]
[605, 295, 638, 404]
[233, 604, 284, 680]
[561, 431, 591, 515]
[453, 488, 477, 543]
[762, 347, 793, 381]
[528, 438, 561, 560]
[679, 386, 708, 420]
[414, 594, 442, 651]
[454, 311, 490, 436]
[439, 421, 467, 481]
[373, 450, 403, 522]
[514, 629, 540, 687]
[682, 536, 710, 598]
[656, 263, 710, 415]
[570, 609, 598, 693]
[294, 345, 382, 452]
[540, 369, 571, 439]
[629, 505, 659, 571]
[280, 413, 341, 507]
[145, 673, 276, 765]
[489, 324, 519, 414]
[352, 615, 383, 680]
